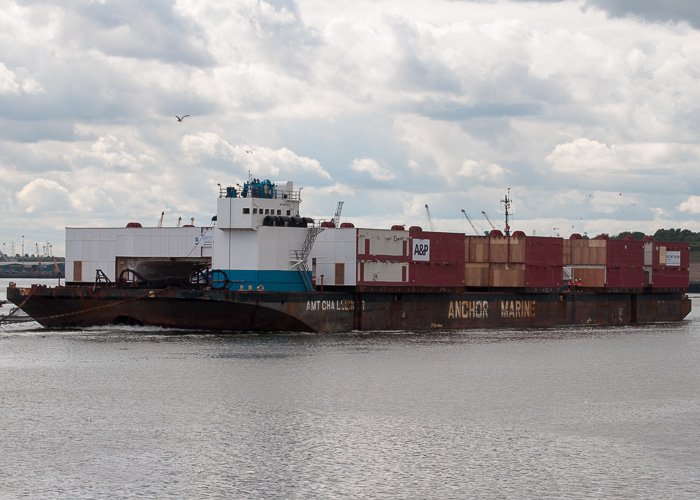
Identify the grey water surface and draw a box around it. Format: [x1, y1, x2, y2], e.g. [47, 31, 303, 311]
[2, 279, 699, 499]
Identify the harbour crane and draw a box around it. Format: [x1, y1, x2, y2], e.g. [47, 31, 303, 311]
[481, 211, 497, 231]
[425, 204, 437, 231]
[332, 201, 344, 227]
[461, 209, 480, 236]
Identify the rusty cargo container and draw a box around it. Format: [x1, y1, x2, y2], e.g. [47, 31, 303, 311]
[605, 238, 644, 289]
[465, 236, 490, 263]
[571, 237, 607, 265]
[408, 229, 465, 287]
[487, 235, 526, 263]
[464, 262, 489, 287]
[525, 236, 563, 288]
[648, 241, 690, 289]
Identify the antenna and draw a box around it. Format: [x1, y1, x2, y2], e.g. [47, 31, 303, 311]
[501, 188, 512, 236]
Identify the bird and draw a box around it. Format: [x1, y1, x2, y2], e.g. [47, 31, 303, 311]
[175, 115, 190, 122]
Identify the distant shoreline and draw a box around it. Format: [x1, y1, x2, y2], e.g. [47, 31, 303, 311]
[0, 273, 64, 279]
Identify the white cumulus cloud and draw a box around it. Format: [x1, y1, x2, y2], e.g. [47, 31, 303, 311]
[679, 196, 700, 214]
[16, 179, 80, 213]
[458, 159, 510, 181]
[350, 158, 396, 181]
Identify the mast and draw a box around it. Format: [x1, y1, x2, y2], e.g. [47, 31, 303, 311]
[501, 188, 512, 236]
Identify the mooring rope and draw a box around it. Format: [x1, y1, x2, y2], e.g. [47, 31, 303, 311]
[0, 286, 39, 324]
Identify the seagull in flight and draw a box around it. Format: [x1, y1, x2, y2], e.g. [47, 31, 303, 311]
[175, 114, 190, 122]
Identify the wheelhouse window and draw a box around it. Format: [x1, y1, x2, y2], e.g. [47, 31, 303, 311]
[243, 208, 250, 214]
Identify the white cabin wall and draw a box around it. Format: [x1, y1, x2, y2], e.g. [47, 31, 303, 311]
[65, 229, 80, 281]
[212, 227, 230, 269]
[216, 195, 301, 230]
[66, 226, 213, 281]
[212, 228, 259, 270]
[311, 228, 357, 286]
[258, 227, 308, 271]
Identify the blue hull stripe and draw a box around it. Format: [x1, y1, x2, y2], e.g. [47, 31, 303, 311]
[217, 269, 311, 292]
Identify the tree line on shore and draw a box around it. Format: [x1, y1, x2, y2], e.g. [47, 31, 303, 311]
[609, 228, 700, 255]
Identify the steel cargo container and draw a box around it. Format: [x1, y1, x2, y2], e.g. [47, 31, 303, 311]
[409, 230, 465, 287]
[525, 237, 563, 288]
[465, 236, 490, 263]
[649, 241, 690, 289]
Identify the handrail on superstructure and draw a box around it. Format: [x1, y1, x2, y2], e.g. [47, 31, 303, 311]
[218, 180, 301, 202]
[290, 223, 325, 291]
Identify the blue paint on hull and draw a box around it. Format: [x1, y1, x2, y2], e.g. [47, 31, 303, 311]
[217, 269, 311, 292]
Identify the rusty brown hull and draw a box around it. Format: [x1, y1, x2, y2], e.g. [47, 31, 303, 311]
[6, 284, 691, 333]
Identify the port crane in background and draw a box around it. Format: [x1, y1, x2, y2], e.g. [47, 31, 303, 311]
[332, 201, 344, 226]
[425, 204, 437, 231]
[481, 210, 497, 231]
[461, 210, 481, 236]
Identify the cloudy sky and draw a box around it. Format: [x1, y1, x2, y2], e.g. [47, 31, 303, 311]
[2, 0, 700, 257]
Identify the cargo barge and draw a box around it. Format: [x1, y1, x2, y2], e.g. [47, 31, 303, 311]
[6, 177, 691, 332]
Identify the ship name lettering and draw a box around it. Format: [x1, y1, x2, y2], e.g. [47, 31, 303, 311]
[306, 300, 364, 312]
[306, 300, 322, 311]
[500, 300, 535, 318]
[447, 300, 488, 319]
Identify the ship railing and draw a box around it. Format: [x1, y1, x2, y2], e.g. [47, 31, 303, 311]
[219, 186, 302, 202]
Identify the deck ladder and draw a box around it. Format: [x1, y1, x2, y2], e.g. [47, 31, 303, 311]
[290, 224, 324, 291]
